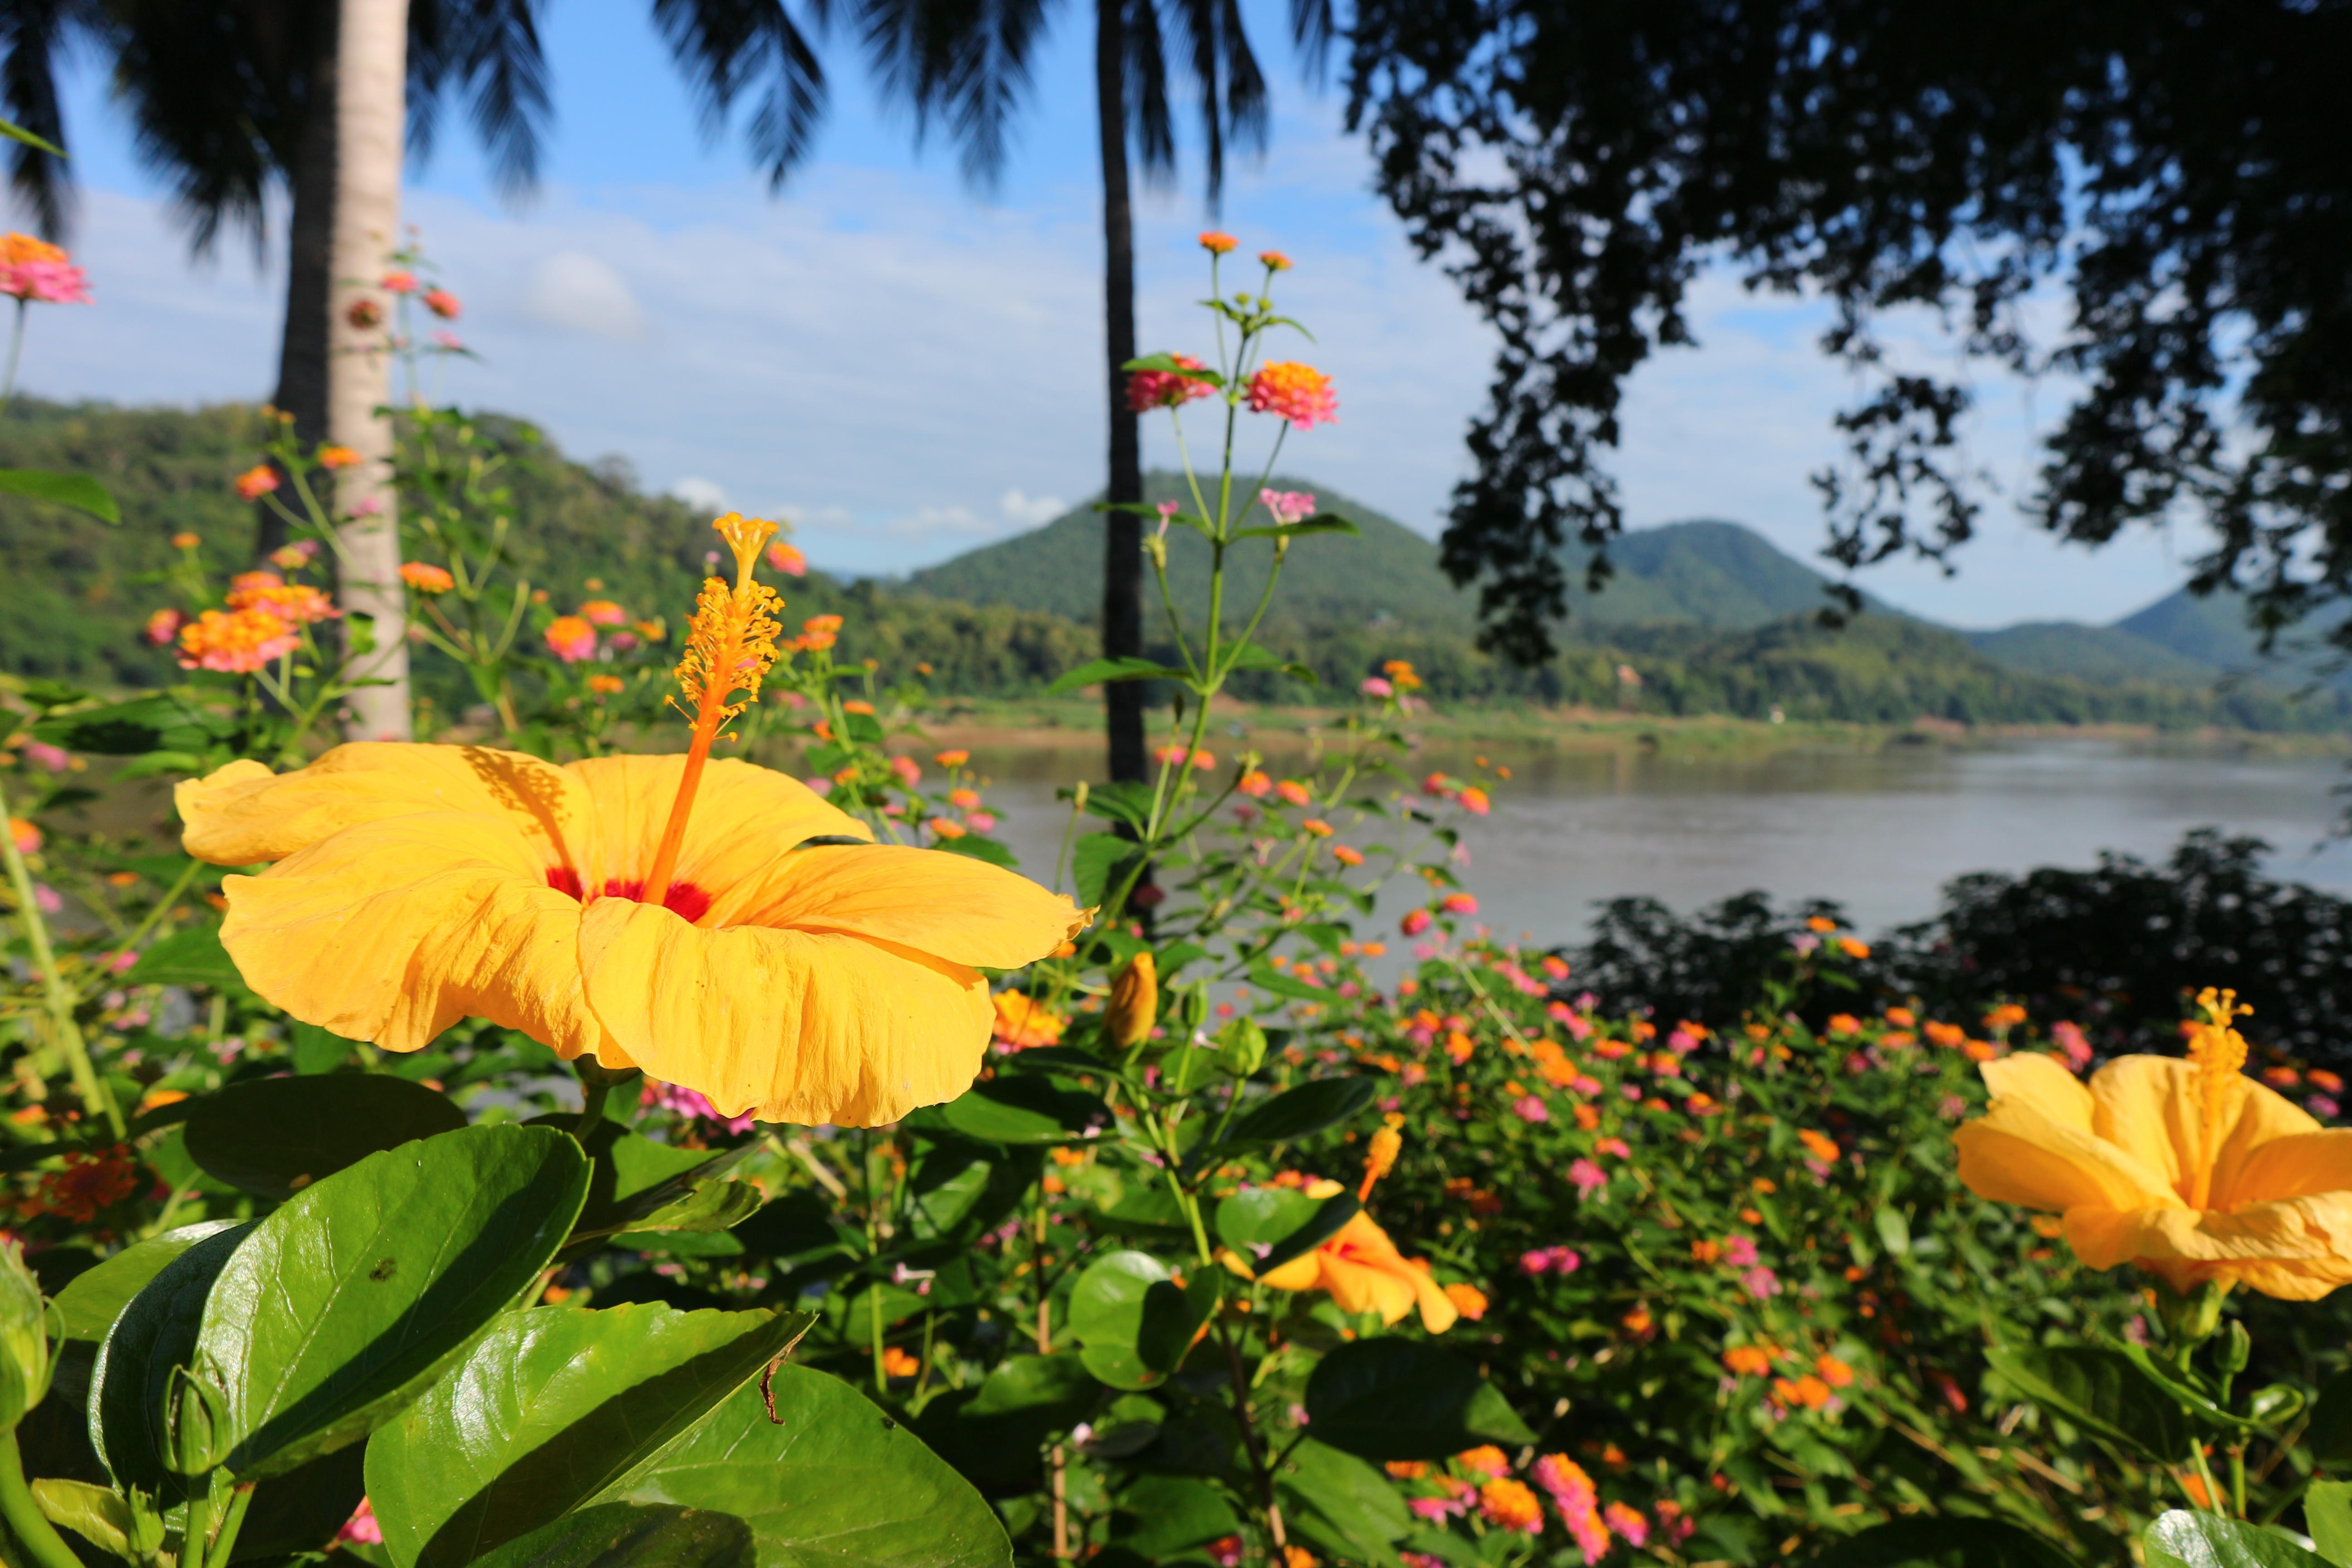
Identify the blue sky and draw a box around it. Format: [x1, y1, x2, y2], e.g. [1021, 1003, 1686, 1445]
[20, 0, 2204, 627]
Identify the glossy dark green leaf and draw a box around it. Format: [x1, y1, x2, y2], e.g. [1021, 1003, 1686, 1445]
[232, 1444, 368, 1561]
[906, 1142, 1037, 1242]
[466, 1504, 756, 1568]
[195, 1124, 592, 1478]
[1110, 1476, 1240, 1559]
[0, 467, 117, 522]
[124, 922, 243, 987]
[1217, 1078, 1375, 1147]
[1984, 1345, 2191, 1462]
[956, 1352, 1099, 1457]
[1232, 513, 1362, 541]
[600, 1367, 1011, 1568]
[89, 1222, 253, 1498]
[30, 1480, 140, 1559]
[1277, 1439, 1408, 1568]
[183, 1075, 468, 1200]
[53, 1222, 240, 1344]
[569, 1137, 752, 1247]
[2307, 1480, 2352, 1566]
[1804, 1518, 2080, 1568]
[1072, 833, 1146, 908]
[1302, 1340, 1535, 1460]
[935, 834, 1017, 869]
[1048, 658, 1188, 696]
[1069, 1252, 1177, 1391]
[930, 1076, 1112, 1146]
[367, 1303, 811, 1568]
[625, 1180, 768, 1237]
[1243, 962, 1328, 1003]
[35, 693, 231, 758]
[2143, 1511, 2331, 1568]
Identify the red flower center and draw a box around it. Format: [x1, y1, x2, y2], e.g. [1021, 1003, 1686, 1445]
[546, 866, 712, 923]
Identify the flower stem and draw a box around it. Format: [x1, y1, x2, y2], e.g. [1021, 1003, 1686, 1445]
[205, 1483, 255, 1568]
[1, 299, 25, 406]
[0, 1430, 85, 1568]
[181, 1480, 212, 1568]
[0, 771, 123, 1138]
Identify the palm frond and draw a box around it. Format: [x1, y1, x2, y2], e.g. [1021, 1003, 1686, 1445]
[652, 0, 830, 188]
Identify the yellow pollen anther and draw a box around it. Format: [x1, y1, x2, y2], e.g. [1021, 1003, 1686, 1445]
[641, 515, 785, 910]
[2185, 987, 2251, 1208]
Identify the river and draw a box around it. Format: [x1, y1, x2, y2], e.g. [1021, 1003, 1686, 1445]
[957, 736, 2352, 945]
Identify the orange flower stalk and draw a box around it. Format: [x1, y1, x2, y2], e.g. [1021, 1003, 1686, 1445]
[176, 517, 1087, 1126]
[1955, 988, 2352, 1298]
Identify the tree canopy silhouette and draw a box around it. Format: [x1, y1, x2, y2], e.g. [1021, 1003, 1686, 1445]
[1342, 0, 2352, 663]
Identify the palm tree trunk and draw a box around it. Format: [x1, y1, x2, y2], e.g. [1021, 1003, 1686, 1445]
[1096, 0, 1146, 786]
[259, 0, 340, 564]
[327, 0, 412, 740]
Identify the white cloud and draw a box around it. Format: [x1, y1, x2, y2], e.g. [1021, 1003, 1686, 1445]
[1001, 488, 1066, 528]
[669, 475, 728, 513]
[522, 252, 646, 339]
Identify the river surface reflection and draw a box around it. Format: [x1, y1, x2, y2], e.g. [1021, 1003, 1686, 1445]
[959, 738, 2352, 944]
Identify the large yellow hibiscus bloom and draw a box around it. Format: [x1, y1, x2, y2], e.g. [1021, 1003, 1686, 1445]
[1256, 1210, 1460, 1332]
[177, 514, 1087, 1127]
[1954, 990, 2352, 1299]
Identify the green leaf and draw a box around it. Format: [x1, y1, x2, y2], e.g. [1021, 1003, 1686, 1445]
[31, 1480, 138, 1558]
[53, 1221, 240, 1344]
[183, 1075, 468, 1200]
[1232, 512, 1362, 542]
[599, 1367, 1012, 1568]
[1110, 1476, 1241, 1559]
[843, 711, 886, 747]
[927, 1076, 1112, 1146]
[90, 1221, 254, 1498]
[624, 1180, 768, 1237]
[1218, 1077, 1376, 1147]
[33, 692, 230, 757]
[1804, 1518, 2081, 1568]
[1074, 782, 1156, 828]
[1214, 1189, 1359, 1276]
[1244, 962, 1329, 1002]
[1072, 833, 1145, 908]
[936, 834, 1017, 869]
[2309, 1370, 2352, 1468]
[2308, 1481, 2352, 1566]
[1302, 1340, 1535, 1460]
[0, 468, 117, 522]
[0, 116, 64, 157]
[1119, 353, 1224, 386]
[1871, 1206, 1912, 1258]
[1067, 1252, 1212, 1392]
[570, 1137, 754, 1247]
[1983, 1345, 2192, 1462]
[366, 1303, 810, 1568]
[2144, 1511, 2332, 1568]
[1277, 1440, 1408, 1568]
[1048, 658, 1188, 696]
[0, 1239, 48, 1428]
[194, 1124, 592, 1478]
[956, 1352, 1099, 1456]
[234, 1445, 370, 1561]
[465, 1504, 757, 1568]
[125, 922, 243, 988]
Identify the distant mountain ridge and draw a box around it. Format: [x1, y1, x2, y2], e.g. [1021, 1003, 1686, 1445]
[906, 473, 2324, 691]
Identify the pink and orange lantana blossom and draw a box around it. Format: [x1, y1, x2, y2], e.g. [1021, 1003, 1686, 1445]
[176, 515, 1089, 1125]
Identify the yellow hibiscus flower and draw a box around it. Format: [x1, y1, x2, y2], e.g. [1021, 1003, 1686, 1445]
[1256, 1209, 1461, 1332]
[1954, 989, 2352, 1299]
[178, 515, 1087, 1127]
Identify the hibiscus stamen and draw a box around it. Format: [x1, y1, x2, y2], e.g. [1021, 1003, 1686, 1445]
[641, 514, 784, 910]
[2185, 986, 2250, 1208]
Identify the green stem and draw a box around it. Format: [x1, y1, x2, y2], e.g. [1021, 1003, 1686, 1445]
[181, 1479, 211, 1568]
[205, 1483, 254, 1568]
[88, 857, 202, 1000]
[1, 298, 25, 406]
[0, 770, 123, 1137]
[0, 1429, 86, 1568]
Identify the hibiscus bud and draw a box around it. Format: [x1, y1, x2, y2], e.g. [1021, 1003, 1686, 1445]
[2217, 1320, 2251, 1377]
[1215, 1018, 1267, 1078]
[163, 1361, 234, 1475]
[0, 1242, 49, 1428]
[2159, 1281, 2226, 1346]
[1107, 952, 1158, 1049]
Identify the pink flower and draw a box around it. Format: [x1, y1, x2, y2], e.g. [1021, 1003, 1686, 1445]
[965, 811, 998, 832]
[1519, 1245, 1581, 1276]
[1512, 1094, 1549, 1123]
[1246, 361, 1338, 429]
[423, 287, 461, 319]
[640, 1078, 756, 1133]
[766, 541, 809, 576]
[20, 741, 69, 773]
[1741, 1266, 1781, 1300]
[431, 330, 464, 350]
[0, 259, 92, 304]
[381, 271, 418, 294]
[1721, 1235, 1759, 1267]
[1603, 1503, 1649, 1548]
[890, 755, 922, 787]
[143, 607, 185, 647]
[1359, 676, 1393, 698]
[1441, 892, 1479, 916]
[1400, 909, 1432, 937]
[1259, 489, 1317, 525]
[579, 599, 628, 627]
[1568, 1158, 1606, 1199]
[1127, 353, 1215, 412]
[2051, 1019, 2093, 1072]
[544, 616, 596, 663]
[338, 1498, 383, 1545]
[33, 883, 61, 914]
[2311, 1095, 2341, 1120]
[1408, 1496, 1470, 1523]
[1595, 1137, 1629, 1157]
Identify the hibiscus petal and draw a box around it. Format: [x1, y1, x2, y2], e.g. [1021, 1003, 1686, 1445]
[220, 812, 604, 1057]
[2220, 1127, 2352, 1206]
[578, 899, 992, 1126]
[180, 743, 591, 868]
[718, 844, 1089, 965]
[1954, 1098, 2178, 1213]
[1978, 1053, 2094, 1133]
[564, 755, 868, 909]
[2087, 1056, 2197, 1201]
[2065, 1194, 2352, 1299]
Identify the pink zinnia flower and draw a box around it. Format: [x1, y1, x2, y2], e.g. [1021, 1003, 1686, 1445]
[1359, 676, 1393, 698]
[143, 607, 185, 647]
[423, 287, 461, 318]
[1512, 1094, 1549, 1123]
[1569, 1158, 1606, 1198]
[890, 755, 922, 787]
[1722, 1235, 1759, 1267]
[2051, 1019, 2093, 1072]
[766, 541, 809, 577]
[0, 259, 91, 304]
[1128, 353, 1215, 412]
[20, 741, 69, 773]
[1603, 1502, 1649, 1548]
[1741, 1266, 1781, 1300]
[1400, 909, 1432, 938]
[1246, 361, 1338, 429]
[1441, 892, 1479, 916]
[640, 1078, 756, 1133]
